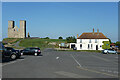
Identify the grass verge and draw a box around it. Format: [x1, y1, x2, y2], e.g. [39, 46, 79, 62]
[56, 49, 102, 53]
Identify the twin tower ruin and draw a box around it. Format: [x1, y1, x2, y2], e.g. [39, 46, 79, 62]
[8, 20, 26, 38]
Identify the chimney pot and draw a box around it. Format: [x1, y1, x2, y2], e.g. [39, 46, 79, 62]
[93, 28, 94, 33]
[77, 34, 79, 38]
[97, 29, 99, 33]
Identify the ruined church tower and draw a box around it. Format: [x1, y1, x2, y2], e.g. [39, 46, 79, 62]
[8, 20, 15, 38]
[19, 20, 26, 38]
[8, 20, 26, 38]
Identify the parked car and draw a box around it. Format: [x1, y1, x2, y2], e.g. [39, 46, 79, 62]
[102, 49, 118, 54]
[0, 43, 17, 60]
[5, 47, 21, 59]
[73, 47, 77, 50]
[20, 47, 41, 56]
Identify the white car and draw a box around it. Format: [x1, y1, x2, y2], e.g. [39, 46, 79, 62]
[102, 49, 117, 54]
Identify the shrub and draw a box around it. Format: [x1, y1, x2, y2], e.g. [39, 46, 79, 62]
[66, 36, 76, 43]
[102, 41, 110, 49]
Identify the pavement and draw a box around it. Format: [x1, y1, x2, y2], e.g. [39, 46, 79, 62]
[14, 40, 23, 49]
[2, 48, 118, 78]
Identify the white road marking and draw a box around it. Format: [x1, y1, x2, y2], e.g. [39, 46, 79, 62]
[108, 70, 112, 73]
[56, 57, 59, 59]
[55, 71, 89, 78]
[77, 66, 118, 77]
[101, 69, 118, 74]
[70, 54, 82, 67]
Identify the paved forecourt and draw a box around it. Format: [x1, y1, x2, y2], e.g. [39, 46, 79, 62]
[2, 48, 118, 78]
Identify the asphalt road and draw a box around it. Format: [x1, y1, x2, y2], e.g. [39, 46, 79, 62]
[2, 48, 118, 78]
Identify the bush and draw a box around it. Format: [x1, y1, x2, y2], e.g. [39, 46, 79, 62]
[44, 37, 50, 39]
[66, 36, 76, 43]
[115, 41, 120, 47]
[28, 32, 30, 38]
[102, 41, 110, 49]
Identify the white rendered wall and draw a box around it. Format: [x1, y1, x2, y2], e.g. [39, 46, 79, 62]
[76, 39, 109, 50]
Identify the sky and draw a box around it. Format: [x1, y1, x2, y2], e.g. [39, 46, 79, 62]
[2, 2, 118, 42]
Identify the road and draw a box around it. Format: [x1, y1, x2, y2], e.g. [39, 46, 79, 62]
[2, 48, 118, 78]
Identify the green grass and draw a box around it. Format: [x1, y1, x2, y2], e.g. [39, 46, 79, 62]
[19, 38, 66, 50]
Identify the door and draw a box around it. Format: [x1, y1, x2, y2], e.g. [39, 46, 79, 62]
[24, 48, 30, 54]
[71, 44, 75, 48]
[30, 48, 35, 55]
[96, 45, 98, 50]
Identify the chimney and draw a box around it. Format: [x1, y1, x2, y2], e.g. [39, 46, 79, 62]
[92, 28, 95, 35]
[97, 29, 99, 35]
[97, 29, 99, 33]
[93, 28, 94, 33]
[77, 34, 79, 38]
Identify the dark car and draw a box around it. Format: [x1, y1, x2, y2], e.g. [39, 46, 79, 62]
[20, 47, 41, 56]
[5, 47, 21, 59]
[0, 43, 17, 60]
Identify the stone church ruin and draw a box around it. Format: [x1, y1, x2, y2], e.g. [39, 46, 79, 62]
[8, 20, 26, 38]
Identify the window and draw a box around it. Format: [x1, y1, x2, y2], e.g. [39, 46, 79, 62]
[100, 45, 102, 47]
[88, 44, 90, 49]
[24, 48, 30, 51]
[91, 44, 93, 49]
[80, 44, 82, 49]
[95, 39, 97, 43]
[80, 39, 82, 43]
[89, 39, 91, 43]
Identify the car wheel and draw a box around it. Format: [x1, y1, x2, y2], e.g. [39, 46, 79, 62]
[34, 53, 37, 56]
[11, 54, 17, 60]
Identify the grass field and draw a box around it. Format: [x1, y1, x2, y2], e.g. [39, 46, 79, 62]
[19, 38, 67, 50]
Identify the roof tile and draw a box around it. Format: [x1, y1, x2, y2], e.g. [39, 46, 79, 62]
[77, 32, 108, 39]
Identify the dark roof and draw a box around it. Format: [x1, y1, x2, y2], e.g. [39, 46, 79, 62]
[77, 32, 108, 39]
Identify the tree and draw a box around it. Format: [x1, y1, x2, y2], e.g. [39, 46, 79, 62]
[44, 37, 50, 39]
[115, 41, 120, 47]
[102, 41, 110, 49]
[58, 36, 63, 39]
[27, 32, 30, 38]
[66, 36, 76, 43]
[108, 38, 112, 44]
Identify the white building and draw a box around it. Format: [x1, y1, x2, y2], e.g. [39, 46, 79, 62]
[70, 29, 109, 50]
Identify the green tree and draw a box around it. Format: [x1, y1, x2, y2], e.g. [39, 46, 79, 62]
[44, 37, 50, 39]
[102, 41, 110, 49]
[66, 36, 76, 43]
[115, 41, 120, 47]
[27, 32, 30, 38]
[58, 36, 63, 39]
[108, 38, 112, 44]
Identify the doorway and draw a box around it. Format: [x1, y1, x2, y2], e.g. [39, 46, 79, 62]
[96, 45, 98, 50]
